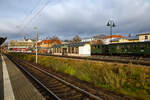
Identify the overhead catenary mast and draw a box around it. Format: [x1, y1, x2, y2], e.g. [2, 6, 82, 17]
[34, 27, 38, 63]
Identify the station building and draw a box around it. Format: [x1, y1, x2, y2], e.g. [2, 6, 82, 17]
[51, 42, 91, 56]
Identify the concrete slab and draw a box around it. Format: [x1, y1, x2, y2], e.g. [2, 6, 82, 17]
[0, 55, 4, 100]
[2, 55, 15, 100]
[2, 55, 45, 100]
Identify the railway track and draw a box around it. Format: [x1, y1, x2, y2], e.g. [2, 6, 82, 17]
[35, 53, 150, 67]
[8, 55, 103, 100]
[9, 52, 150, 66]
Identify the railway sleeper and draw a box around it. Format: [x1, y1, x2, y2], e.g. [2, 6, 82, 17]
[51, 87, 71, 93]
[47, 83, 64, 88]
[62, 93, 83, 100]
[49, 85, 67, 90]
[56, 91, 82, 99]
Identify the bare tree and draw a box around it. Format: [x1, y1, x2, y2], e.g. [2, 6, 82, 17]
[46, 36, 59, 40]
[93, 34, 106, 39]
[72, 35, 81, 42]
[51, 36, 59, 40]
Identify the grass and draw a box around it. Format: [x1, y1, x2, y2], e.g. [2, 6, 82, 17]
[9, 53, 150, 100]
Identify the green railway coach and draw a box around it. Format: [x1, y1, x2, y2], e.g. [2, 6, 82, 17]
[108, 41, 150, 56]
[91, 44, 108, 55]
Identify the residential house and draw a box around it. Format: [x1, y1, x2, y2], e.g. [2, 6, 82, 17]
[138, 33, 150, 42]
[38, 39, 61, 53]
[111, 36, 139, 43]
[103, 35, 123, 44]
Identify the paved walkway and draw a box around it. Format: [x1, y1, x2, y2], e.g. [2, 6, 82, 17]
[0, 55, 4, 100]
[1, 55, 45, 100]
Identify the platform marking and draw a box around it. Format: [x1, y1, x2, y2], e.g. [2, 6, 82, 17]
[1, 55, 15, 100]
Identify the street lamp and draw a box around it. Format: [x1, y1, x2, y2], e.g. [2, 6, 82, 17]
[106, 19, 116, 43]
[34, 27, 38, 63]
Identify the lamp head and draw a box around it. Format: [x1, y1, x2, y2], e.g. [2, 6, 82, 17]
[107, 22, 110, 26]
[112, 22, 116, 27]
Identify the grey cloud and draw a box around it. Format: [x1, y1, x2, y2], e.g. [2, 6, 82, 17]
[0, 0, 150, 40]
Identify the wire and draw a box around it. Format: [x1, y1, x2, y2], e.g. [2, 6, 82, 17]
[17, 0, 46, 36]
[20, 0, 50, 34]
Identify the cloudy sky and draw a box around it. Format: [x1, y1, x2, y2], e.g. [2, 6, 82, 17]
[0, 0, 150, 40]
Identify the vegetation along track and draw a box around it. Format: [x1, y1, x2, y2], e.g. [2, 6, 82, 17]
[8, 56, 103, 100]
[34, 53, 150, 67]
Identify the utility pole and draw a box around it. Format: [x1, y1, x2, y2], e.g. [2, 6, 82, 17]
[34, 27, 38, 63]
[106, 20, 116, 43]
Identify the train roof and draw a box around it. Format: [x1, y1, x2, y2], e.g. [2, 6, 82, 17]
[109, 41, 150, 45]
[91, 41, 150, 46]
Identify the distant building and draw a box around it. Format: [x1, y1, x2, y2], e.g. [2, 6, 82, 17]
[112, 36, 139, 43]
[39, 40, 61, 48]
[81, 38, 94, 42]
[81, 34, 106, 44]
[138, 33, 150, 42]
[103, 35, 123, 44]
[8, 39, 35, 52]
[38, 39, 61, 53]
[90, 34, 106, 44]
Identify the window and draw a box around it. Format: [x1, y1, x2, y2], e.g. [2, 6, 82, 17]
[68, 47, 70, 53]
[72, 47, 74, 53]
[140, 45, 144, 50]
[145, 35, 148, 40]
[76, 47, 78, 54]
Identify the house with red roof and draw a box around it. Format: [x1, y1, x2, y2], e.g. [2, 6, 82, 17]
[38, 39, 62, 53]
[103, 35, 123, 44]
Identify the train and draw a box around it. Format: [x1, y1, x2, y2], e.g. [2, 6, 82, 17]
[8, 41, 150, 57]
[91, 41, 150, 56]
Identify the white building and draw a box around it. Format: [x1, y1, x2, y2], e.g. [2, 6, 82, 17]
[81, 38, 94, 42]
[78, 43, 91, 56]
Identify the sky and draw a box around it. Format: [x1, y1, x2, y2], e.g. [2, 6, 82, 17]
[0, 0, 150, 40]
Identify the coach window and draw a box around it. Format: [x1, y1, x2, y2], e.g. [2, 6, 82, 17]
[140, 45, 144, 50]
[133, 45, 137, 50]
[145, 35, 148, 40]
[127, 45, 130, 49]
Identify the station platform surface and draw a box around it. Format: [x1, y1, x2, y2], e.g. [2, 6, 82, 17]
[0, 55, 45, 100]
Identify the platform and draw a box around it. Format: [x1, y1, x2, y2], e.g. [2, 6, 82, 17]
[0, 55, 45, 100]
